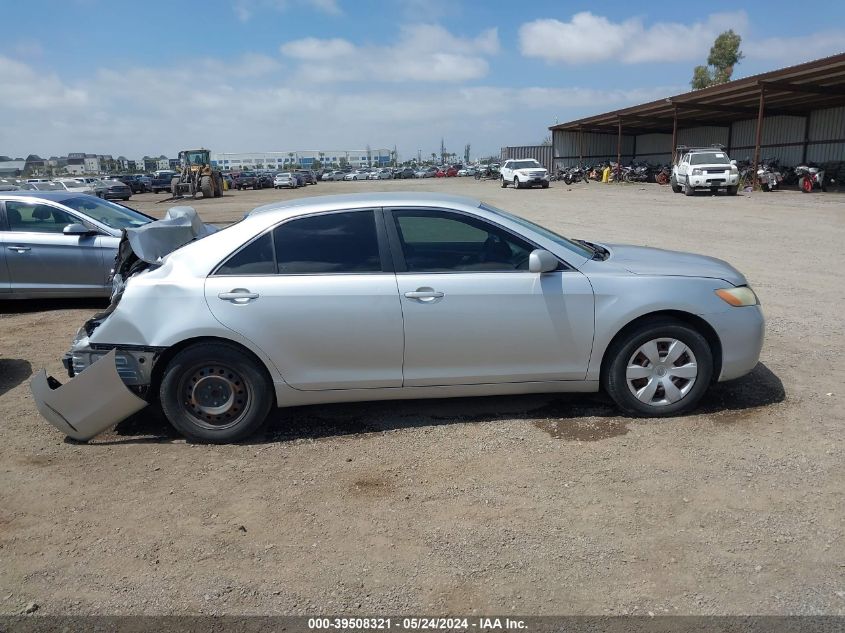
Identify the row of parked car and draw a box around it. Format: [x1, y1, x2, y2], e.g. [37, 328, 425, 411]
[0, 177, 133, 200]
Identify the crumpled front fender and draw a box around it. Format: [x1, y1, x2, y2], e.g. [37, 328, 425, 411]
[31, 350, 148, 441]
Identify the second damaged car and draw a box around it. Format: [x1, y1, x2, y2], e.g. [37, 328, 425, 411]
[32, 193, 765, 444]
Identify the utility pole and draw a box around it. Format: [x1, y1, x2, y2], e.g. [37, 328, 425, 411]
[440, 138, 446, 165]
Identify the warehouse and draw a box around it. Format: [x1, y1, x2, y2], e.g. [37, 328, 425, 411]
[549, 53, 845, 185]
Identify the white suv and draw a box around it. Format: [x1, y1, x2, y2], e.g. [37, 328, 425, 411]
[500, 159, 550, 189]
[671, 147, 739, 196]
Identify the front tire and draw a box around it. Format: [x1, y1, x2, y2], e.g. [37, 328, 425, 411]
[684, 179, 694, 196]
[513, 177, 520, 189]
[501, 176, 507, 188]
[159, 342, 274, 443]
[727, 185, 738, 196]
[603, 320, 713, 417]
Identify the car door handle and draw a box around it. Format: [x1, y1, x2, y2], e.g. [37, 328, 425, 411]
[404, 289, 444, 300]
[7, 245, 31, 252]
[218, 289, 259, 303]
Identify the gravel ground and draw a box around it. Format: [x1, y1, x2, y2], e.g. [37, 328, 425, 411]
[1, 178, 843, 616]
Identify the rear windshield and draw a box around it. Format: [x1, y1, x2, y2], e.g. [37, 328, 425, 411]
[690, 152, 730, 165]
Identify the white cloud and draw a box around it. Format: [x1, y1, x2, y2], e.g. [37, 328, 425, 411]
[233, 0, 341, 22]
[519, 11, 747, 64]
[280, 24, 500, 82]
[0, 52, 678, 159]
[744, 31, 845, 63]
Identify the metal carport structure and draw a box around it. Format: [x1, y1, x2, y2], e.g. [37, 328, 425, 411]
[549, 53, 845, 186]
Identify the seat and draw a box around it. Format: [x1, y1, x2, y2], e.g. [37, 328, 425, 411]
[32, 207, 52, 221]
[480, 235, 513, 265]
[6, 208, 22, 228]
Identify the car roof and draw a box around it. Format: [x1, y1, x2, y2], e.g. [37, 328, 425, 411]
[248, 192, 482, 218]
[0, 191, 95, 202]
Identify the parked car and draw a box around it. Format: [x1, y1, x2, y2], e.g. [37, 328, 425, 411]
[30, 182, 66, 191]
[114, 175, 146, 194]
[53, 179, 95, 194]
[368, 169, 392, 180]
[295, 170, 317, 185]
[33, 192, 764, 444]
[415, 167, 437, 178]
[98, 179, 132, 201]
[343, 170, 369, 181]
[150, 171, 177, 193]
[457, 167, 476, 177]
[671, 147, 740, 196]
[256, 173, 274, 189]
[273, 173, 298, 189]
[0, 192, 153, 299]
[499, 159, 550, 189]
[394, 167, 416, 179]
[234, 171, 260, 190]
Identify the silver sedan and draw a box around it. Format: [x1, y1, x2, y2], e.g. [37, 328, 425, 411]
[32, 193, 764, 443]
[1, 192, 152, 298]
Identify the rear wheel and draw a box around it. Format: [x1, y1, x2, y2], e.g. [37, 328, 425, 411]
[800, 176, 813, 193]
[159, 342, 274, 443]
[603, 320, 713, 417]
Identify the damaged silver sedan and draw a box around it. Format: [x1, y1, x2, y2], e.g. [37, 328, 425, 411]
[32, 193, 764, 443]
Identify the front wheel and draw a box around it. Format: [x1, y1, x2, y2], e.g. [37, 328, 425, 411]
[513, 177, 520, 189]
[159, 342, 274, 443]
[501, 176, 507, 188]
[603, 320, 713, 417]
[800, 176, 813, 193]
[726, 185, 738, 196]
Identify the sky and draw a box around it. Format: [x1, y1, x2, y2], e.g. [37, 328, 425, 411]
[1, 0, 844, 161]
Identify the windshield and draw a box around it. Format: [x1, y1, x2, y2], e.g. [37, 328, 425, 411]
[479, 203, 595, 260]
[690, 152, 730, 165]
[32, 182, 64, 191]
[512, 160, 541, 169]
[60, 197, 152, 229]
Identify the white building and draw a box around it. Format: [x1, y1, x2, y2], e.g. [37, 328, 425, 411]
[211, 149, 393, 171]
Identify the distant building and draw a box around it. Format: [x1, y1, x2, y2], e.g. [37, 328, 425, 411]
[0, 159, 26, 177]
[210, 149, 393, 171]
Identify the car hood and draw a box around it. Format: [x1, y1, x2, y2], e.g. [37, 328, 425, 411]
[606, 244, 746, 285]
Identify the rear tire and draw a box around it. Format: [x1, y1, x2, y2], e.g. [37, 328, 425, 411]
[159, 342, 274, 443]
[603, 320, 713, 418]
[670, 176, 682, 193]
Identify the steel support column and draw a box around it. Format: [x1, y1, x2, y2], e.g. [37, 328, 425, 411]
[616, 120, 622, 183]
[578, 127, 583, 167]
[752, 86, 766, 189]
[671, 109, 678, 163]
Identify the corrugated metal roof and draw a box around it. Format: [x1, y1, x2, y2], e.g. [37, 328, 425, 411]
[550, 53, 845, 135]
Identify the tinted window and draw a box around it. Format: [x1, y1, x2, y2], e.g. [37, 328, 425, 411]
[273, 211, 381, 274]
[4, 201, 78, 233]
[392, 210, 534, 272]
[217, 231, 275, 275]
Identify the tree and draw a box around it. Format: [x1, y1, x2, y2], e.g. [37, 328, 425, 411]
[691, 30, 744, 89]
[540, 135, 552, 146]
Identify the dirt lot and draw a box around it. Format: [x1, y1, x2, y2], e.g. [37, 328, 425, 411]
[1, 178, 843, 616]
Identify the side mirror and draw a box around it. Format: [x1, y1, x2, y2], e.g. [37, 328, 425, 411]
[730, 159, 737, 165]
[63, 223, 96, 236]
[528, 249, 559, 273]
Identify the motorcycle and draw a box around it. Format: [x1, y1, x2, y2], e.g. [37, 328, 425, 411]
[654, 165, 671, 185]
[794, 164, 826, 193]
[562, 165, 588, 185]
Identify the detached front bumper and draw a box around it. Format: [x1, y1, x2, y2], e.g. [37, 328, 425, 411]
[31, 350, 148, 441]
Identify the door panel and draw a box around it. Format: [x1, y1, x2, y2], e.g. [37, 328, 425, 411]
[2, 201, 112, 294]
[205, 209, 404, 391]
[396, 272, 594, 386]
[206, 274, 404, 390]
